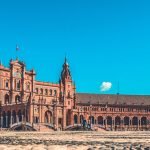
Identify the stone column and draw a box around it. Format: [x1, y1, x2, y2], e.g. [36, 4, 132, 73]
[112, 119, 115, 131]
[70, 111, 74, 126]
[54, 105, 58, 130]
[22, 115, 24, 122]
[139, 118, 141, 130]
[129, 118, 132, 131]
[10, 115, 12, 126]
[29, 103, 33, 124]
[16, 115, 19, 123]
[105, 117, 107, 129]
[77, 114, 80, 124]
[1, 117, 3, 128]
[6, 116, 8, 128]
[122, 118, 124, 130]
[39, 103, 41, 123]
[62, 107, 66, 130]
[138, 118, 140, 130]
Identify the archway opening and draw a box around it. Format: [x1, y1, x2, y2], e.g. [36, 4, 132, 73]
[98, 116, 103, 125]
[141, 117, 147, 125]
[74, 114, 78, 124]
[2, 111, 6, 128]
[15, 95, 21, 103]
[18, 110, 22, 122]
[45, 111, 53, 124]
[5, 94, 10, 104]
[7, 111, 11, 127]
[115, 116, 121, 125]
[124, 116, 130, 125]
[107, 116, 112, 125]
[12, 110, 16, 124]
[89, 116, 94, 124]
[80, 115, 84, 124]
[132, 117, 138, 126]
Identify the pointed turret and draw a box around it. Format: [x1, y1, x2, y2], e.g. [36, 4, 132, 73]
[61, 57, 72, 84]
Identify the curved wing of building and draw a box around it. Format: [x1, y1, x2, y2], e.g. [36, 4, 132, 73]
[0, 58, 149, 131]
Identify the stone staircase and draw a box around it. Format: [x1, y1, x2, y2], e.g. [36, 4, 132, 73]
[33, 124, 54, 132]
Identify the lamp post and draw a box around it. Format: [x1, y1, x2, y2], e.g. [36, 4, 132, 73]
[32, 99, 35, 129]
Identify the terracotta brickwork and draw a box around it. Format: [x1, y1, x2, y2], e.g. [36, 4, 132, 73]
[0, 58, 150, 131]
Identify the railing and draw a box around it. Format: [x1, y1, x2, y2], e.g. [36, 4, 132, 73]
[65, 124, 81, 130]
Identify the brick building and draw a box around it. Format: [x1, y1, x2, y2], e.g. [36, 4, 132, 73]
[0, 58, 149, 131]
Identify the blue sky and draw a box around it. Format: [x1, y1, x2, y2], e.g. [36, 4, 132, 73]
[0, 0, 150, 95]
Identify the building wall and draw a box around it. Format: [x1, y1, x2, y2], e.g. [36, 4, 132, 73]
[0, 58, 149, 131]
[0, 59, 75, 130]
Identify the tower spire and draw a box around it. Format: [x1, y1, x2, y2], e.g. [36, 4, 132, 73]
[60, 57, 72, 84]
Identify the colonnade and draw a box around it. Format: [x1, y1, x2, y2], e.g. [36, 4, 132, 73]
[73, 114, 148, 130]
[0, 110, 27, 128]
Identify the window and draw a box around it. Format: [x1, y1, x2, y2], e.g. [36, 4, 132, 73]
[68, 91, 71, 98]
[5, 94, 9, 104]
[68, 101, 70, 105]
[15, 95, 21, 103]
[16, 80, 20, 90]
[40, 88, 43, 95]
[50, 89, 52, 95]
[54, 90, 57, 96]
[45, 89, 48, 95]
[5, 80, 9, 89]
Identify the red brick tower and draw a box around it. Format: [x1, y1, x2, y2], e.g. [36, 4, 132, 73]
[60, 57, 75, 129]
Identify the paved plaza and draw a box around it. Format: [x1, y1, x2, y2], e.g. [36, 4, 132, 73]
[0, 131, 149, 150]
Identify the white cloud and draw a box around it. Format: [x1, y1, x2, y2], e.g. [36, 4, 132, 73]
[100, 82, 112, 92]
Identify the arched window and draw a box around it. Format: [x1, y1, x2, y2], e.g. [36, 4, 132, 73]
[74, 114, 78, 124]
[107, 116, 112, 125]
[132, 116, 138, 126]
[45, 89, 48, 95]
[115, 116, 121, 125]
[80, 115, 84, 124]
[98, 116, 103, 125]
[5, 94, 9, 104]
[15, 95, 21, 103]
[89, 116, 95, 124]
[141, 117, 147, 125]
[68, 91, 71, 98]
[40, 88, 43, 95]
[54, 90, 57, 96]
[16, 80, 20, 90]
[50, 89, 52, 96]
[5, 80, 9, 89]
[124, 116, 130, 125]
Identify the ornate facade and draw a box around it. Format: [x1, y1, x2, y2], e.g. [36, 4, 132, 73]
[0, 58, 150, 131]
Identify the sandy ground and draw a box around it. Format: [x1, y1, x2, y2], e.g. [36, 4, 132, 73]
[0, 131, 149, 150]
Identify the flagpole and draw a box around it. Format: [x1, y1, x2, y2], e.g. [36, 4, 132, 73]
[16, 44, 19, 60]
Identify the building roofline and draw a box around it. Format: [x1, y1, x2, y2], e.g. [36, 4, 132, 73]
[76, 92, 150, 97]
